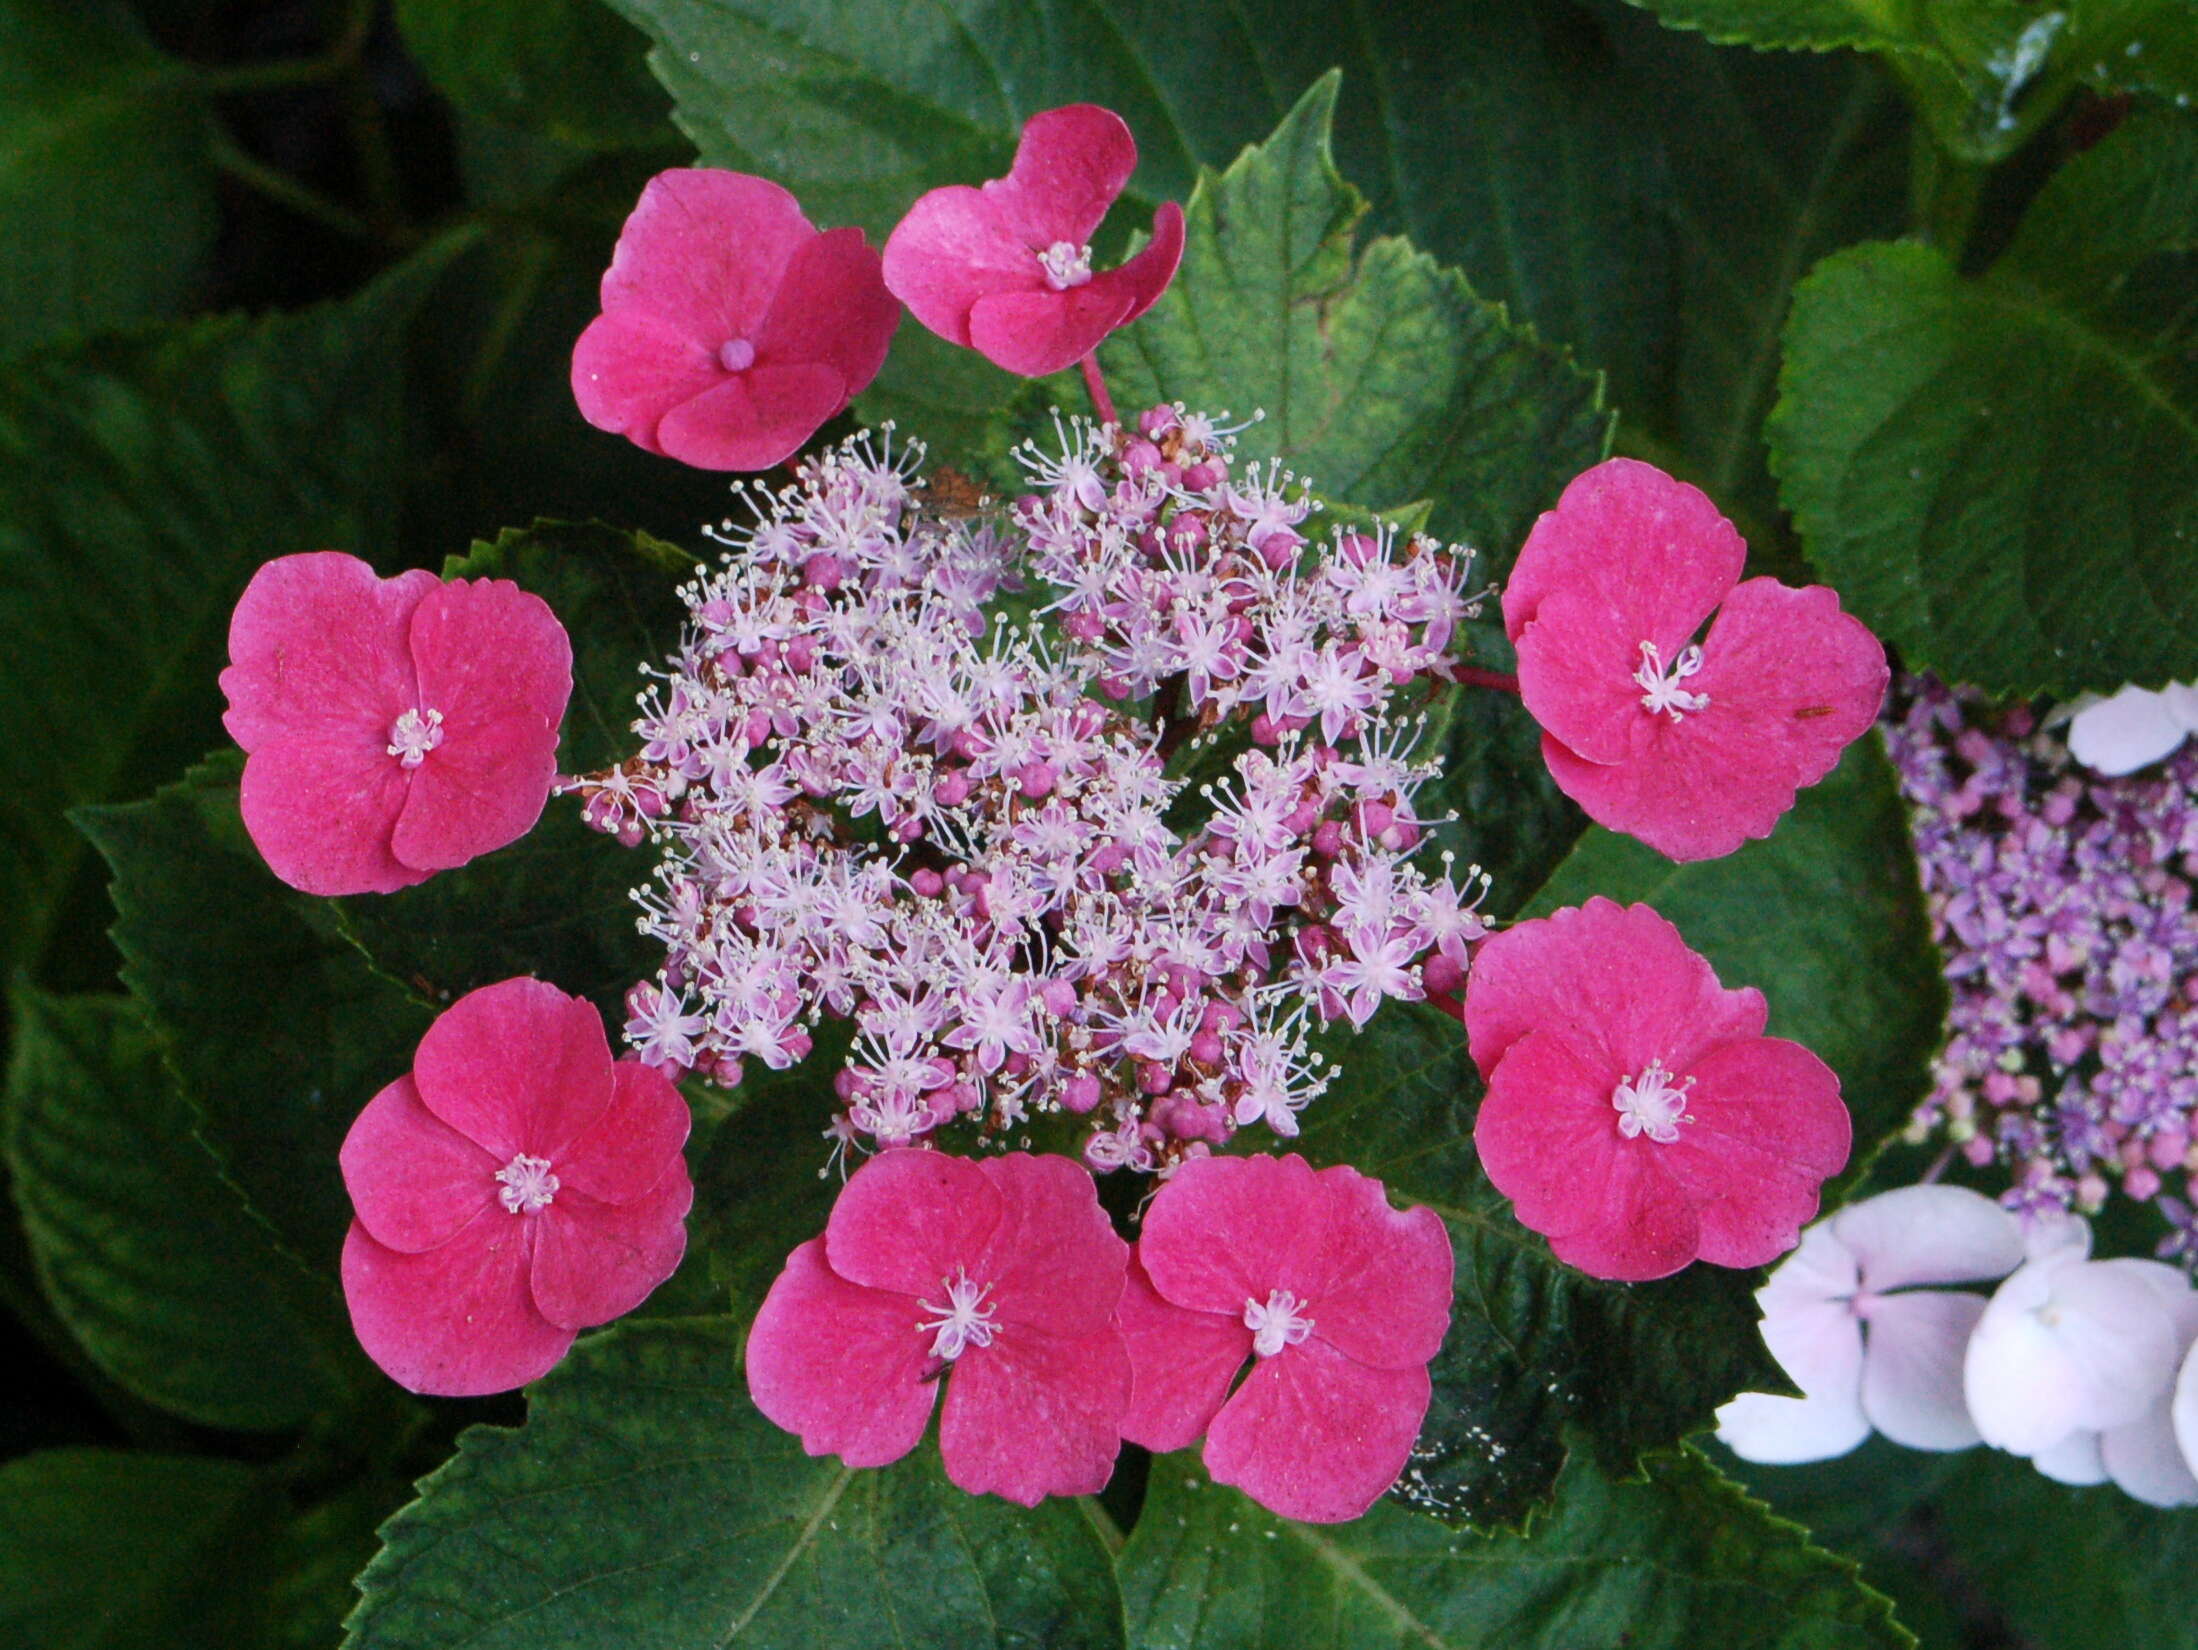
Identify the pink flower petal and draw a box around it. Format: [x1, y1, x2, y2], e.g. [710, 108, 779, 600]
[1717, 1237, 1869, 1464]
[1716, 1383, 1870, 1467]
[1137, 1153, 1333, 1319]
[551, 1060, 691, 1205]
[983, 105, 1139, 249]
[220, 552, 435, 750]
[1113, 201, 1185, 327]
[1547, 1137, 1701, 1282]
[2068, 683, 2196, 776]
[527, 1164, 692, 1331]
[599, 168, 816, 346]
[1292, 1165, 1452, 1370]
[340, 1075, 498, 1253]
[967, 281, 1138, 378]
[1501, 457, 1743, 646]
[754, 226, 900, 395]
[823, 1148, 1003, 1302]
[2033, 1429, 2109, 1484]
[938, 1324, 1130, 1504]
[341, 1216, 571, 1397]
[1833, 1184, 2025, 1293]
[1966, 1253, 2181, 1455]
[654, 361, 850, 472]
[1117, 1251, 1249, 1452]
[746, 1238, 936, 1469]
[1859, 1289, 1987, 1451]
[392, 578, 571, 874]
[238, 724, 428, 896]
[571, 310, 723, 455]
[972, 1152, 1127, 1338]
[883, 185, 1046, 350]
[1472, 1028, 1637, 1246]
[1202, 1337, 1430, 1524]
[411, 978, 616, 1161]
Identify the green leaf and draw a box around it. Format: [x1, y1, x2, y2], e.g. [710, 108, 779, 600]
[1101, 75, 1609, 563]
[395, 0, 672, 149]
[1931, 1448, 2198, 1650]
[1525, 735, 1944, 1180]
[1771, 112, 2198, 696]
[1117, 1446, 1908, 1650]
[75, 755, 433, 1269]
[4, 988, 354, 1429]
[1291, 1005, 1779, 1528]
[0, 0, 217, 357]
[330, 522, 693, 1022]
[0, 245, 460, 989]
[0, 1448, 279, 1650]
[347, 1316, 1126, 1650]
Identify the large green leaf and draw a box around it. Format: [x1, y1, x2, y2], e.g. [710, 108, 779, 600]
[1771, 111, 2198, 696]
[75, 755, 433, 1269]
[0, 248, 456, 989]
[3, 989, 355, 1429]
[0, 0, 217, 357]
[329, 523, 693, 1023]
[394, 0, 671, 149]
[1118, 1446, 1907, 1650]
[1525, 735, 1944, 1180]
[0, 1448, 279, 1650]
[1101, 75, 1609, 563]
[347, 1316, 1126, 1650]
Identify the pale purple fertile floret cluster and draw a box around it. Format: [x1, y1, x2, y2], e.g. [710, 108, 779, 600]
[1886, 677, 2198, 1258]
[574, 406, 1490, 1174]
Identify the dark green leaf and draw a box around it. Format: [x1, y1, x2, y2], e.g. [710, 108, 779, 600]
[4, 988, 355, 1428]
[330, 522, 693, 1022]
[75, 755, 432, 1270]
[395, 0, 671, 149]
[1292, 1005, 1779, 1528]
[1118, 1446, 1908, 1650]
[347, 1316, 1126, 1650]
[0, 0, 217, 356]
[0, 246, 458, 988]
[1101, 75, 1609, 562]
[0, 1448, 279, 1650]
[1772, 113, 2198, 696]
[1525, 735, 1945, 1181]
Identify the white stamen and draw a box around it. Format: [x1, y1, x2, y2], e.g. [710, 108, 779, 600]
[387, 706, 445, 767]
[917, 1268, 999, 1362]
[1634, 640, 1709, 721]
[1038, 240, 1095, 291]
[495, 1154, 559, 1213]
[1243, 1288, 1314, 1357]
[1612, 1058, 1693, 1144]
[719, 337, 756, 373]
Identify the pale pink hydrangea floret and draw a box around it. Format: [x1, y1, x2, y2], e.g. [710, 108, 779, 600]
[745, 1149, 1131, 1504]
[1504, 459, 1888, 862]
[573, 169, 900, 471]
[339, 978, 693, 1396]
[220, 551, 571, 896]
[883, 106, 1185, 378]
[1116, 1153, 1452, 1523]
[1466, 897, 1851, 1281]
[2065, 680, 2198, 776]
[1717, 1185, 2025, 1464]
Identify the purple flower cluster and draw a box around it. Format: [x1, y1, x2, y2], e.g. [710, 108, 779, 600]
[572, 408, 1489, 1173]
[1886, 677, 2198, 1252]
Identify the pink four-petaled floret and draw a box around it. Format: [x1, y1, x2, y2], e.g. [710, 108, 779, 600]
[221, 551, 572, 896]
[340, 978, 694, 1396]
[1466, 897, 1852, 1282]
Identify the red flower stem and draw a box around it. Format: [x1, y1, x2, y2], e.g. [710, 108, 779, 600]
[1426, 990, 1466, 1024]
[1079, 352, 1119, 428]
[1453, 666, 1521, 696]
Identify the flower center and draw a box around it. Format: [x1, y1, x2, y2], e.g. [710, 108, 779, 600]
[387, 706, 445, 767]
[1038, 240, 1095, 291]
[1612, 1058, 1693, 1144]
[1242, 1288, 1314, 1357]
[1634, 640, 1709, 721]
[495, 1154, 559, 1213]
[916, 1268, 999, 1362]
[718, 337, 757, 373]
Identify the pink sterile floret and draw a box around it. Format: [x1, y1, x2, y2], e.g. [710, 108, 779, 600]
[883, 105, 1185, 379]
[340, 978, 693, 1396]
[1117, 1154, 1453, 1523]
[1504, 459, 1888, 862]
[746, 1148, 1131, 1505]
[221, 551, 572, 897]
[1466, 897, 1851, 1283]
[573, 169, 900, 471]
